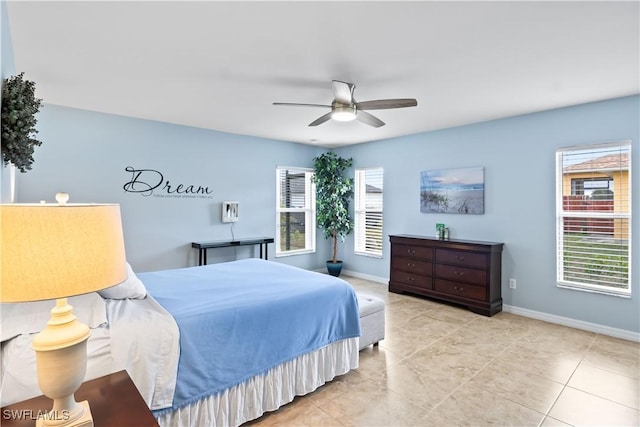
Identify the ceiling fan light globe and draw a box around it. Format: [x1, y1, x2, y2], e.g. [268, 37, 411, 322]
[332, 106, 356, 122]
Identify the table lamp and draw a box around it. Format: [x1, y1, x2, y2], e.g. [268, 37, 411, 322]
[0, 197, 127, 427]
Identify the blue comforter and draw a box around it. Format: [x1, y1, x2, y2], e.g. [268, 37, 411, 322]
[139, 258, 361, 412]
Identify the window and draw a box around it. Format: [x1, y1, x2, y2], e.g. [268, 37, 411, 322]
[354, 167, 383, 257]
[556, 141, 631, 296]
[275, 167, 315, 256]
[571, 177, 613, 198]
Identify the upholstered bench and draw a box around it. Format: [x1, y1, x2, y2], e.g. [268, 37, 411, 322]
[357, 293, 386, 350]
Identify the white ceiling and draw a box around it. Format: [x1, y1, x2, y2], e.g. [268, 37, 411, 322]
[6, 1, 639, 148]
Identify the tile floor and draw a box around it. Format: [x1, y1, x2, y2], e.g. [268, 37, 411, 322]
[249, 276, 640, 426]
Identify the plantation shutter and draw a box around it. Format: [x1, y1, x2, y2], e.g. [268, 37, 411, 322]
[556, 141, 631, 296]
[355, 168, 383, 257]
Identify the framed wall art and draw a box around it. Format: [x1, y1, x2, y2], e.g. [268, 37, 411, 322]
[420, 167, 484, 214]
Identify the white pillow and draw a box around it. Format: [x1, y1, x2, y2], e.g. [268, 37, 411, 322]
[1, 292, 107, 342]
[98, 262, 147, 300]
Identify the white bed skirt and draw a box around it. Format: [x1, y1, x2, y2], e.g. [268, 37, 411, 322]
[155, 337, 359, 427]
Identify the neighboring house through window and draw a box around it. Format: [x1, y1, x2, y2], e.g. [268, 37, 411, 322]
[354, 167, 383, 257]
[275, 167, 315, 256]
[556, 141, 631, 296]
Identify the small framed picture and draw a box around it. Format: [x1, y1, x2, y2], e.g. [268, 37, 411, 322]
[222, 201, 239, 222]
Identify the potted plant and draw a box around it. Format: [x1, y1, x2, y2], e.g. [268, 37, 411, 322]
[1, 72, 43, 172]
[313, 151, 354, 277]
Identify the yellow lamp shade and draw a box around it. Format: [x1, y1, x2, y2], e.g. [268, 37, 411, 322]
[0, 204, 127, 302]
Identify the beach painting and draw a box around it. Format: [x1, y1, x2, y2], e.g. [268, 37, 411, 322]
[420, 167, 484, 214]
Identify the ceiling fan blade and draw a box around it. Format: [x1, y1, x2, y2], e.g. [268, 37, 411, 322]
[332, 80, 355, 105]
[308, 112, 333, 127]
[356, 110, 385, 128]
[355, 99, 418, 110]
[273, 102, 331, 108]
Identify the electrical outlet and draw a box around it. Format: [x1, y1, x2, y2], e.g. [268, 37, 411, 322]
[509, 278, 517, 289]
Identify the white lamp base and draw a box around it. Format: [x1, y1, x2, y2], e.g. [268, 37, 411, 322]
[32, 299, 94, 427]
[35, 400, 93, 427]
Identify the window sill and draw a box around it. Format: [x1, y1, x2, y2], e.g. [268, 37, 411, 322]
[275, 249, 315, 258]
[557, 282, 631, 298]
[355, 251, 383, 259]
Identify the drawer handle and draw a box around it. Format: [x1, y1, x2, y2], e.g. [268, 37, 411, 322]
[407, 262, 415, 268]
[407, 277, 415, 282]
[453, 286, 465, 292]
[456, 255, 465, 262]
[407, 249, 416, 255]
[454, 270, 464, 277]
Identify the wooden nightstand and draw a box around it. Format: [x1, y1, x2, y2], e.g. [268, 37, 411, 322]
[1, 370, 159, 427]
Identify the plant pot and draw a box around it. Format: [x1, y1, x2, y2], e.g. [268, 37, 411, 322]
[326, 260, 343, 277]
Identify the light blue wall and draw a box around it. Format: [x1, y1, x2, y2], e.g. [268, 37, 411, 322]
[15, 105, 327, 273]
[0, 0, 14, 80]
[1, 0, 16, 202]
[15, 97, 639, 334]
[336, 95, 639, 333]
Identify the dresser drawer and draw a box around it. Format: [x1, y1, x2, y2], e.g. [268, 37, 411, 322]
[435, 279, 486, 301]
[391, 257, 432, 276]
[392, 244, 433, 261]
[436, 248, 487, 269]
[390, 270, 432, 289]
[435, 264, 487, 286]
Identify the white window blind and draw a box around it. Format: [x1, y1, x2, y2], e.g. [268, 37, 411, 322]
[275, 167, 315, 256]
[556, 141, 631, 296]
[355, 167, 383, 257]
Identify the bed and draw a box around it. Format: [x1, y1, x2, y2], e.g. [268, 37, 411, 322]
[0, 258, 361, 426]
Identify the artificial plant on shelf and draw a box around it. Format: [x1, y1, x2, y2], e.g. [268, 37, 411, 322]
[1, 72, 43, 172]
[313, 151, 354, 277]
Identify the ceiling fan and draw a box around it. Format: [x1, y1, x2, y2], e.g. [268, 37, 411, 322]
[273, 80, 417, 128]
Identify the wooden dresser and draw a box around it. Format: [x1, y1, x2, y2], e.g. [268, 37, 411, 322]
[389, 234, 504, 316]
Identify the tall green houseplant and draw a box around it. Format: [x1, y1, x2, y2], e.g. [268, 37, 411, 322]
[313, 152, 354, 276]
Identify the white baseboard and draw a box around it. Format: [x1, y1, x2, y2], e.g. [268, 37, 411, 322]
[339, 270, 639, 342]
[341, 269, 388, 285]
[342, 270, 640, 342]
[503, 304, 640, 343]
